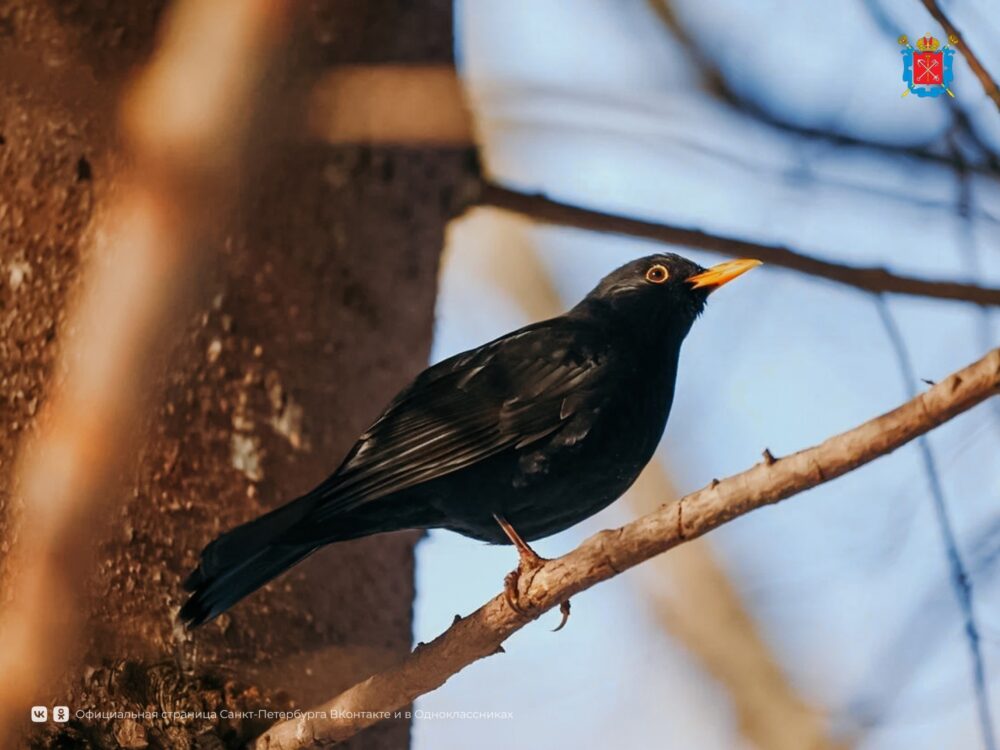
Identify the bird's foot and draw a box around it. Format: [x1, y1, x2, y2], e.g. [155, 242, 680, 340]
[502, 547, 545, 617]
[502, 551, 572, 631]
[503, 548, 546, 617]
[494, 513, 572, 630]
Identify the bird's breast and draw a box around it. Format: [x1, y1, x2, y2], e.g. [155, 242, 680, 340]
[497, 365, 677, 539]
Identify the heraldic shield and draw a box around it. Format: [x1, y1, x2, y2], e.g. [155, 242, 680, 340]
[899, 34, 955, 98]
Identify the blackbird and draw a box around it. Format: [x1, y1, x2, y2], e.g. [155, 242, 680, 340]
[180, 253, 759, 627]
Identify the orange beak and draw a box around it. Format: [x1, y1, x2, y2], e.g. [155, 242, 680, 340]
[686, 258, 762, 292]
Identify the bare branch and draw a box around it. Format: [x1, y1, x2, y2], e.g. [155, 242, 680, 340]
[920, 0, 1000, 114]
[477, 182, 1000, 307]
[255, 348, 1000, 749]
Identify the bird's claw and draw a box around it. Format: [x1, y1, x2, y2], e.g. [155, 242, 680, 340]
[552, 600, 571, 632]
[494, 514, 571, 630]
[503, 549, 546, 617]
[503, 559, 572, 632]
[503, 568, 532, 617]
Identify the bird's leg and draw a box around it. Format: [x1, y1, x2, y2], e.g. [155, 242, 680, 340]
[493, 514, 571, 631]
[494, 514, 544, 616]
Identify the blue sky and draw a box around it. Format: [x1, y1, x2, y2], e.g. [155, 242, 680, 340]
[413, 2, 1000, 747]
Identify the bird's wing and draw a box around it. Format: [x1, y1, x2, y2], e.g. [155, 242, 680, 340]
[305, 320, 611, 523]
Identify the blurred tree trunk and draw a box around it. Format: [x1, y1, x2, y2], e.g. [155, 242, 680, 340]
[0, 1, 471, 747]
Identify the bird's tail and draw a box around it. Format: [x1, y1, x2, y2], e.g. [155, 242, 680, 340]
[180, 491, 323, 627]
[180, 543, 315, 627]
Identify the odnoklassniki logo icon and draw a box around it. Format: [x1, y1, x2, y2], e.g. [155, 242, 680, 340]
[898, 33, 957, 98]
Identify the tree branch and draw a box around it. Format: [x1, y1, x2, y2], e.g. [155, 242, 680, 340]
[254, 347, 1000, 749]
[476, 182, 1000, 307]
[920, 0, 1000, 114]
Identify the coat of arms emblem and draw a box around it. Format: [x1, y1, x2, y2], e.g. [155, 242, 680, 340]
[899, 34, 957, 98]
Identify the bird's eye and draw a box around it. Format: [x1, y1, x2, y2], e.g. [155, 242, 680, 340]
[645, 264, 669, 284]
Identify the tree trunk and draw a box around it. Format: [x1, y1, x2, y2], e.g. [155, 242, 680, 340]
[0, 1, 471, 747]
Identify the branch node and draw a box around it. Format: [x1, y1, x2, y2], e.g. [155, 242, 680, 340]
[761, 448, 777, 465]
[597, 528, 623, 574]
[810, 456, 827, 482]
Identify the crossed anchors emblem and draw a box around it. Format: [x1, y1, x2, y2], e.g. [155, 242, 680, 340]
[898, 33, 958, 99]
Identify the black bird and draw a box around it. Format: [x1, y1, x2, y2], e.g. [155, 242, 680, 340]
[180, 253, 759, 627]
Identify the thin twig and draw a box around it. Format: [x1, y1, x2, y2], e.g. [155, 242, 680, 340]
[254, 348, 1000, 749]
[477, 182, 1000, 307]
[874, 297, 996, 750]
[920, 0, 1000, 114]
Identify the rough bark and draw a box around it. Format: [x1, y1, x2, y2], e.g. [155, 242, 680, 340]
[0, 1, 472, 748]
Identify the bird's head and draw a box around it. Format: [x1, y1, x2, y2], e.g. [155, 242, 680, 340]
[576, 253, 761, 341]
